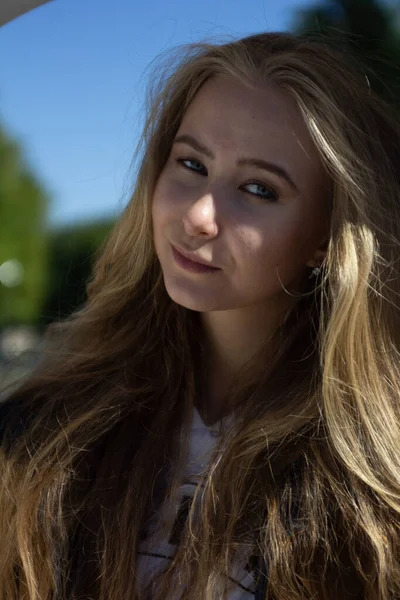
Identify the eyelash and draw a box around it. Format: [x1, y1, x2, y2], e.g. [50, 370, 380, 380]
[175, 157, 279, 202]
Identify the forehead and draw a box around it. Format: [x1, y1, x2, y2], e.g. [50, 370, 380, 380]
[178, 75, 327, 196]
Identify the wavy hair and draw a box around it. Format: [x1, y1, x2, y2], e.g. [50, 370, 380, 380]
[1, 31, 400, 600]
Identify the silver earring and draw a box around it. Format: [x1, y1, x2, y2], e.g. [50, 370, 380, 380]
[309, 265, 321, 279]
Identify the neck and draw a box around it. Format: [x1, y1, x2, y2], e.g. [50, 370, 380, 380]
[199, 303, 287, 422]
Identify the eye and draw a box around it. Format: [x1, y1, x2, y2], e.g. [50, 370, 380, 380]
[242, 181, 278, 202]
[176, 158, 208, 175]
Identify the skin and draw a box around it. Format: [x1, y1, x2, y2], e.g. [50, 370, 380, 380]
[152, 74, 330, 422]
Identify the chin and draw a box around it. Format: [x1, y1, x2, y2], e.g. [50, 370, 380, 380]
[163, 279, 225, 313]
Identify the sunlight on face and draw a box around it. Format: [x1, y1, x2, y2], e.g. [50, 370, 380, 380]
[152, 75, 329, 314]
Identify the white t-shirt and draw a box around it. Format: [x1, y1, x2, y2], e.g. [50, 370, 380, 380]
[136, 408, 259, 598]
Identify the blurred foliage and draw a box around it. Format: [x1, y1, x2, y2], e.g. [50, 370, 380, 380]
[0, 123, 115, 330]
[0, 125, 49, 328]
[294, 0, 400, 108]
[40, 218, 115, 326]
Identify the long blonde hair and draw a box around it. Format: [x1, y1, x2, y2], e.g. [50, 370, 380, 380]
[1, 31, 400, 600]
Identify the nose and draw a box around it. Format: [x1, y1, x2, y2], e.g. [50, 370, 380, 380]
[182, 192, 219, 238]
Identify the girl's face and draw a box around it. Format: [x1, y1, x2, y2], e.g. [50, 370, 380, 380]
[152, 75, 329, 314]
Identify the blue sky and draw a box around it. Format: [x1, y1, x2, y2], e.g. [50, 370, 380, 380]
[0, 0, 322, 226]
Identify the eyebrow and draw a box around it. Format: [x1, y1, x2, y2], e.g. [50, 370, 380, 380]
[173, 133, 300, 194]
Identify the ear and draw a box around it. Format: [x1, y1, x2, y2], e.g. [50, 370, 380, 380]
[305, 236, 329, 269]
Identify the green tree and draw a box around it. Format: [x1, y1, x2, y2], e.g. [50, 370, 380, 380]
[0, 125, 49, 327]
[293, 0, 400, 108]
[41, 218, 114, 325]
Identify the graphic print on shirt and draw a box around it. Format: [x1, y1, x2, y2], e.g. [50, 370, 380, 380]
[136, 409, 260, 598]
[137, 479, 259, 598]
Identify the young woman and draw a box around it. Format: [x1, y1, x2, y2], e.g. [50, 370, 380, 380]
[1, 31, 400, 600]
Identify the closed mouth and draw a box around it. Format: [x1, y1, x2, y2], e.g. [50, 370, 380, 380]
[172, 245, 220, 269]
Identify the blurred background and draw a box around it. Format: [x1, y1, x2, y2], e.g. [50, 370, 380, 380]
[1, 0, 400, 386]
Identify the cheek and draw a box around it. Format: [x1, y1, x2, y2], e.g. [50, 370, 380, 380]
[233, 214, 315, 279]
[268, 218, 323, 283]
[236, 214, 302, 257]
[152, 182, 173, 247]
[152, 176, 187, 227]
[152, 180, 167, 225]
[152, 176, 191, 261]
[151, 182, 169, 259]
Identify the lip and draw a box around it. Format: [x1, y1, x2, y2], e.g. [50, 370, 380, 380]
[171, 244, 221, 273]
